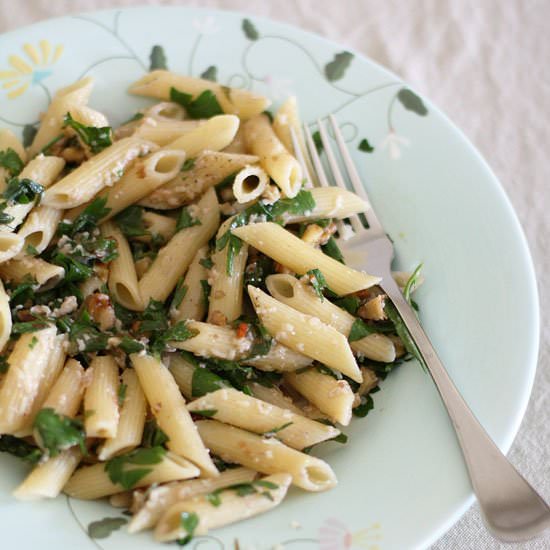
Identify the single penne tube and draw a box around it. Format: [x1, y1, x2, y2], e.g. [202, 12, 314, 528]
[197, 420, 337, 492]
[140, 151, 257, 210]
[129, 71, 270, 120]
[0, 232, 24, 263]
[139, 188, 220, 303]
[13, 447, 82, 500]
[131, 353, 217, 477]
[272, 96, 315, 184]
[170, 245, 209, 322]
[17, 333, 68, 437]
[66, 148, 186, 221]
[285, 369, 354, 426]
[0, 326, 58, 434]
[0, 279, 11, 352]
[134, 118, 204, 145]
[97, 369, 147, 461]
[16, 205, 62, 255]
[266, 274, 396, 362]
[232, 165, 269, 204]
[155, 473, 291, 542]
[64, 450, 200, 500]
[28, 76, 94, 157]
[0, 155, 66, 232]
[243, 114, 302, 198]
[232, 222, 380, 295]
[187, 388, 340, 450]
[102, 220, 143, 311]
[242, 342, 312, 372]
[171, 320, 251, 361]
[42, 138, 156, 209]
[128, 467, 256, 533]
[0, 256, 64, 289]
[249, 383, 306, 416]
[284, 186, 370, 223]
[208, 217, 248, 324]
[248, 286, 362, 382]
[84, 356, 120, 439]
[68, 104, 109, 128]
[223, 125, 246, 154]
[145, 101, 186, 121]
[138, 211, 177, 243]
[40, 358, 85, 417]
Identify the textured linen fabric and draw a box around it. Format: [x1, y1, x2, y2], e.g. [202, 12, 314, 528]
[0, 1, 548, 548]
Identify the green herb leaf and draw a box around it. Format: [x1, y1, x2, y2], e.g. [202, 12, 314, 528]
[397, 88, 428, 116]
[353, 394, 374, 417]
[176, 206, 201, 232]
[170, 88, 223, 119]
[33, 408, 86, 457]
[25, 244, 39, 256]
[2, 177, 43, 205]
[149, 45, 167, 71]
[22, 124, 37, 148]
[0, 355, 9, 374]
[358, 138, 374, 153]
[200, 66, 218, 82]
[117, 383, 127, 407]
[105, 446, 166, 490]
[177, 511, 200, 546]
[262, 422, 293, 437]
[114, 205, 148, 237]
[348, 318, 377, 342]
[12, 318, 51, 333]
[325, 51, 354, 81]
[306, 268, 328, 301]
[200, 279, 211, 309]
[334, 295, 360, 315]
[0, 434, 43, 464]
[0, 148, 24, 177]
[199, 256, 213, 269]
[142, 419, 169, 448]
[171, 278, 188, 310]
[205, 492, 222, 506]
[63, 113, 113, 153]
[191, 366, 232, 397]
[242, 18, 259, 40]
[403, 263, 423, 306]
[181, 158, 196, 172]
[88, 517, 128, 539]
[119, 336, 145, 354]
[60, 196, 111, 236]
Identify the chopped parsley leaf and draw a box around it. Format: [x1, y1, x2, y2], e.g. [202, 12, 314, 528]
[117, 383, 127, 407]
[192, 409, 218, 418]
[0, 434, 43, 464]
[170, 87, 223, 119]
[1, 177, 43, 205]
[63, 112, 113, 153]
[142, 419, 169, 448]
[176, 206, 201, 232]
[114, 206, 148, 237]
[33, 408, 86, 457]
[0, 148, 24, 177]
[177, 511, 199, 546]
[348, 318, 377, 342]
[105, 446, 166, 490]
[306, 268, 328, 301]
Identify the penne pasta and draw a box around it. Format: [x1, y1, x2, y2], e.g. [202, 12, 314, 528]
[98, 369, 147, 461]
[243, 114, 302, 198]
[64, 450, 200, 499]
[133, 118, 204, 145]
[197, 420, 337, 492]
[138, 188, 220, 303]
[84, 356, 120, 439]
[128, 467, 256, 533]
[0, 256, 64, 289]
[131, 353, 217, 477]
[232, 222, 380, 295]
[0, 279, 11, 352]
[248, 286, 362, 382]
[285, 369, 355, 426]
[42, 137, 156, 209]
[187, 388, 340, 449]
[0, 232, 24, 264]
[140, 151, 257, 210]
[16, 205, 62, 256]
[232, 164, 269, 204]
[155, 473, 291, 542]
[129, 71, 270, 120]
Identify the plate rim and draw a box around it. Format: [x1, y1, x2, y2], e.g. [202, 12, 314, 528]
[0, 5, 541, 549]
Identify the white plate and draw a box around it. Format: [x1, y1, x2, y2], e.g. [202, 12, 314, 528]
[0, 6, 539, 550]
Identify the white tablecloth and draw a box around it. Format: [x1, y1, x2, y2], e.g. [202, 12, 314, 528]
[0, 0, 548, 548]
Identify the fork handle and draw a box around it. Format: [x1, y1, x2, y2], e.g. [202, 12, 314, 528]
[382, 279, 550, 542]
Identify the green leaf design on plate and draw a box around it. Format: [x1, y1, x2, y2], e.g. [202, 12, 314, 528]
[358, 138, 374, 153]
[88, 517, 128, 539]
[22, 124, 37, 148]
[201, 65, 218, 82]
[242, 18, 259, 40]
[149, 45, 167, 71]
[325, 51, 354, 81]
[397, 88, 428, 116]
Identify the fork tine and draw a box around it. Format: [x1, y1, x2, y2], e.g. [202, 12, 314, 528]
[289, 127, 313, 189]
[328, 114, 384, 234]
[302, 124, 329, 188]
[317, 118, 363, 233]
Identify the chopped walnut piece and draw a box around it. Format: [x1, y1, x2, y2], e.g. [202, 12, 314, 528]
[134, 257, 153, 279]
[357, 295, 387, 321]
[85, 293, 116, 331]
[61, 146, 86, 164]
[209, 310, 227, 326]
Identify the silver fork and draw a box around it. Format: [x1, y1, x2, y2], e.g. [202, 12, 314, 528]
[291, 117, 550, 543]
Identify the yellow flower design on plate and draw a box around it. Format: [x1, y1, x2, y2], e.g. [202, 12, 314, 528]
[0, 40, 63, 99]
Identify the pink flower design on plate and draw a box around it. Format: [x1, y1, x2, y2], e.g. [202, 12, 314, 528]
[319, 518, 382, 550]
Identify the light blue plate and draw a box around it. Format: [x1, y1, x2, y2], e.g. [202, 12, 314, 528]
[0, 6, 539, 550]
